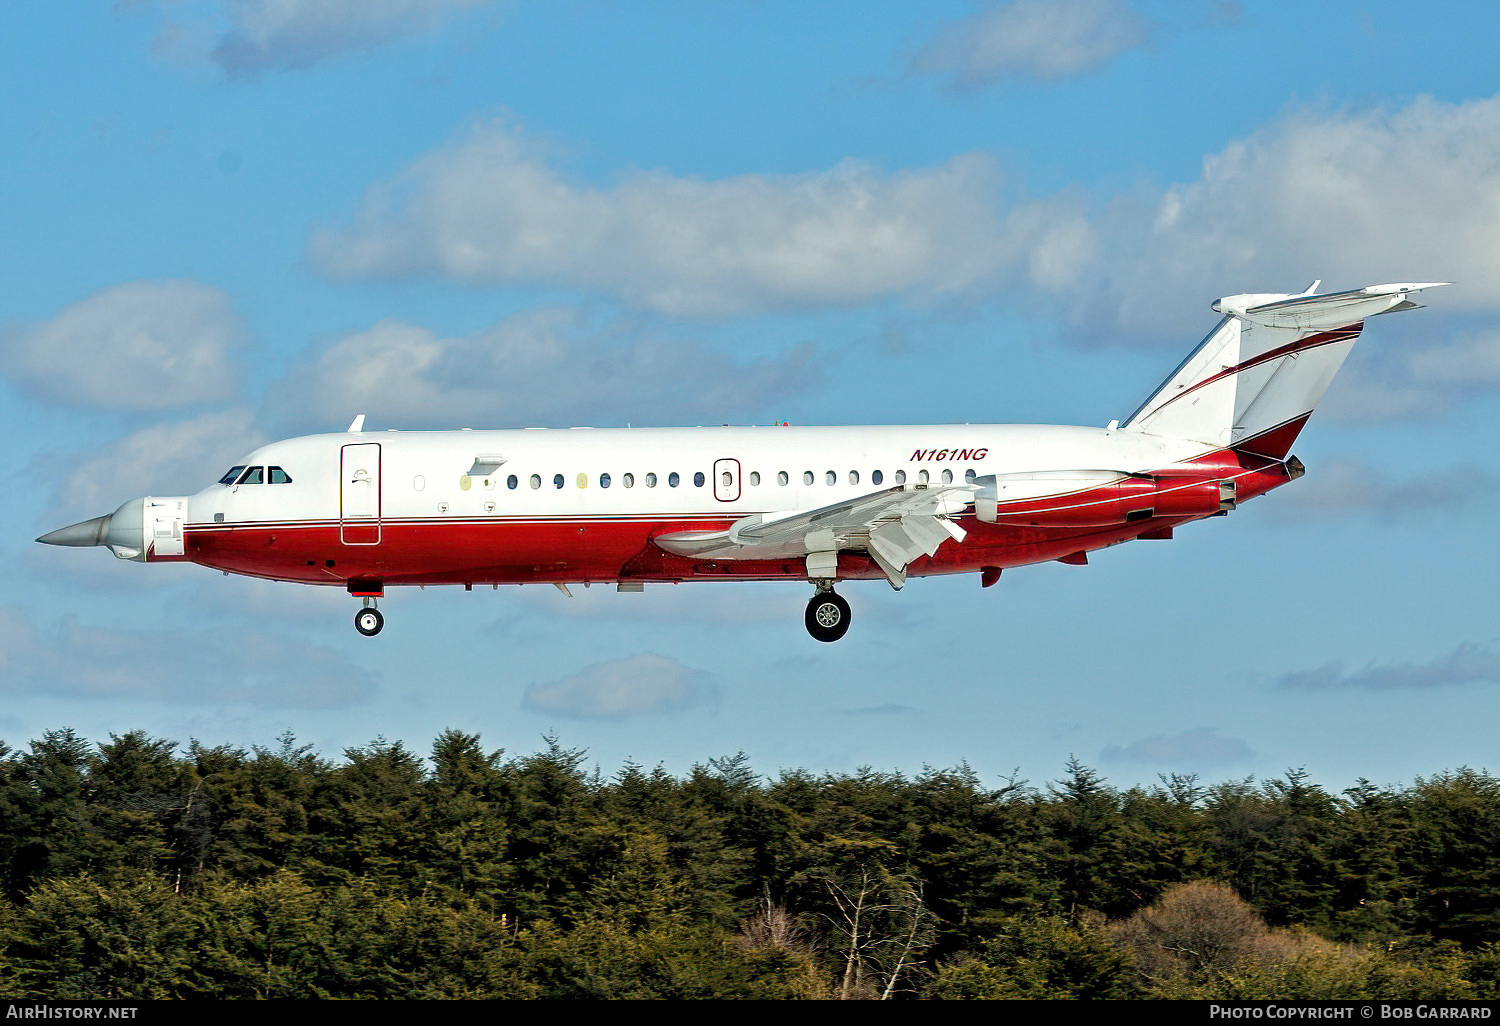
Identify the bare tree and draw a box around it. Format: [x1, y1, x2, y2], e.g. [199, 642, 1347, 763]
[738, 888, 808, 952]
[1113, 880, 1269, 985]
[820, 868, 938, 1000]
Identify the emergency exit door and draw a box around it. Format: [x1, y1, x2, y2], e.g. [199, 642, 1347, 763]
[713, 458, 740, 502]
[341, 443, 382, 544]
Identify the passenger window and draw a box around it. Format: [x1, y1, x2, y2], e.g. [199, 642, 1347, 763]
[694, 471, 705, 487]
[219, 465, 246, 485]
[507, 475, 518, 489]
[553, 474, 564, 489]
[623, 473, 634, 488]
[236, 466, 264, 485]
[824, 471, 836, 485]
[965, 469, 976, 484]
[530, 474, 541, 490]
[895, 470, 906, 485]
[872, 470, 883, 485]
[849, 470, 859, 485]
[600, 473, 611, 489]
[749, 471, 760, 486]
[942, 469, 953, 484]
[918, 469, 929, 484]
[803, 471, 814, 485]
[577, 473, 588, 489]
[646, 473, 657, 488]
[669, 472, 680, 488]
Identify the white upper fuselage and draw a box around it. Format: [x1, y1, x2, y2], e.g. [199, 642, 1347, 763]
[197, 423, 1211, 528]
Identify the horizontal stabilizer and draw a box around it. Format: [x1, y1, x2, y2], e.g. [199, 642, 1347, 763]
[1213, 282, 1449, 331]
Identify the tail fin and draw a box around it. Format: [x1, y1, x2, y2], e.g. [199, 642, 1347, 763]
[1120, 282, 1448, 458]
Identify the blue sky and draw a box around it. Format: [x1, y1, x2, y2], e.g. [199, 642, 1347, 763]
[4, 0, 1500, 792]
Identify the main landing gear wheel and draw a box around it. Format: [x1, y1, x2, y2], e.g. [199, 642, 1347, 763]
[354, 607, 384, 637]
[805, 591, 851, 643]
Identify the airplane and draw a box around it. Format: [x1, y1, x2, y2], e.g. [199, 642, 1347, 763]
[39, 281, 1445, 642]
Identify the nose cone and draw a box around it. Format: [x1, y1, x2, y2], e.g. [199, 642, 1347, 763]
[37, 497, 150, 561]
[37, 514, 113, 547]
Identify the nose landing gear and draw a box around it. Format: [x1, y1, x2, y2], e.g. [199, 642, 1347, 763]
[354, 599, 384, 637]
[805, 585, 851, 643]
[348, 579, 385, 636]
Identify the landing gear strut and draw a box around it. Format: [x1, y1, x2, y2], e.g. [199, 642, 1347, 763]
[354, 598, 384, 637]
[805, 587, 851, 643]
[348, 579, 384, 637]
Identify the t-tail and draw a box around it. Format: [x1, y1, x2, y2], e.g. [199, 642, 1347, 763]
[1120, 281, 1448, 459]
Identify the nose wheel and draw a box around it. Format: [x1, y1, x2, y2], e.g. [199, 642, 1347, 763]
[354, 602, 384, 637]
[805, 590, 851, 643]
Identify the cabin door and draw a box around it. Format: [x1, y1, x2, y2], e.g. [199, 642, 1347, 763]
[713, 458, 741, 502]
[340, 443, 382, 545]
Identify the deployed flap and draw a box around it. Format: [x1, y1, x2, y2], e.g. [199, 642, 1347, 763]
[866, 514, 963, 590]
[736, 486, 971, 545]
[654, 484, 974, 572]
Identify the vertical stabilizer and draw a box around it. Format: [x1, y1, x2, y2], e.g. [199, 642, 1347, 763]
[1121, 282, 1447, 457]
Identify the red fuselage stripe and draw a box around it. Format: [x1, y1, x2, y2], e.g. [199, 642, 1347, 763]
[180, 451, 1297, 587]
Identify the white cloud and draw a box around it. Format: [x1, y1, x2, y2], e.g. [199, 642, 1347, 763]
[910, 0, 1148, 86]
[522, 654, 720, 720]
[267, 307, 816, 430]
[1275, 643, 1500, 692]
[0, 607, 378, 709]
[1071, 96, 1500, 337]
[1101, 727, 1254, 768]
[1324, 327, 1500, 421]
[46, 408, 265, 521]
[2, 280, 243, 411]
[311, 121, 1010, 317]
[207, 0, 493, 76]
[311, 93, 1500, 337]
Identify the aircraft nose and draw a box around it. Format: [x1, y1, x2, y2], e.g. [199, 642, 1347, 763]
[37, 497, 152, 561]
[37, 514, 113, 547]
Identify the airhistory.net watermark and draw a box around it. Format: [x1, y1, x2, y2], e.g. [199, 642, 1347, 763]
[5, 1008, 138, 1019]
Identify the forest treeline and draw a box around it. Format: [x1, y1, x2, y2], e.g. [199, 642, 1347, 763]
[0, 728, 1498, 1000]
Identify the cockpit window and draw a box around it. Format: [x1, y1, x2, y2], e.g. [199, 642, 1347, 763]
[219, 465, 246, 485]
[236, 466, 264, 485]
[268, 466, 292, 484]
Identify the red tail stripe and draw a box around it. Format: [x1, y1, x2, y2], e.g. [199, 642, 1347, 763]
[1149, 325, 1362, 415]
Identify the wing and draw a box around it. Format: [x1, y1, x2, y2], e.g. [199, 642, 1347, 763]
[654, 484, 976, 590]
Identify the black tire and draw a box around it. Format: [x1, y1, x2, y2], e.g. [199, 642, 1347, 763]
[354, 607, 384, 637]
[805, 592, 851, 643]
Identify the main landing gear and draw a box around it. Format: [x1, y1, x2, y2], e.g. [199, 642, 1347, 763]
[805, 585, 851, 643]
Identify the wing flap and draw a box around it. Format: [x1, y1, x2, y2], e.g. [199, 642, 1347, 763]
[653, 485, 975, 575]
[866, 514, 963, 590]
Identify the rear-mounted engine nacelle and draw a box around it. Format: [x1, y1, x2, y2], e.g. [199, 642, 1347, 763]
[974, 472, 1232, 528]
[1152, 475, 1236, 518]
